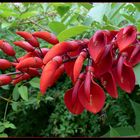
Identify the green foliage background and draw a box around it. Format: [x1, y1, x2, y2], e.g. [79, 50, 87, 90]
[0, 2, 140, 137]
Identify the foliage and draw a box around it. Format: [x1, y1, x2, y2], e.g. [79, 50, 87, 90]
[0, 2, 140, 137]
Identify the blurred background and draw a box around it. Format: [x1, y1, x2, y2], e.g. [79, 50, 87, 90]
[0, 2, 140, 137]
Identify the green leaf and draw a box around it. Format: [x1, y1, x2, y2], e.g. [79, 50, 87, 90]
[18, 86, 28, 101]
[87, 3, 111, 23]
[29, 77, 40, 89]
[0, 126, 5, 133]
[80, 3, 93, 10]
[3, 122, 16, 129]
[12, 85, 20, 101]
[11, 102, 18, 111]
[109, 126, 120, 137]
[48, 21, 66, 35]
[1, 22, 11, 29]
[56, 5, 70, 17]
[57, 25, 90, 41]
[20, 11, 37, 19]
[133, 4, 140, 12]
[0, 133, 8, 137]
[115, 126, 137, 136]
[121, 13, 136, 23]
[134, 64, 140, 86]
[129, 99, 140, 135]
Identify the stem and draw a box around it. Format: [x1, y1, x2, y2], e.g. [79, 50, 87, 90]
[0, 96, 14, 103]
[38, 47, 44, 58]
[13, 56, 19, 63]
[28, 19, 50, 31]
[6, 71, 22, 76]
[63, 56, 78, 63]
[3, 101, 9, 122]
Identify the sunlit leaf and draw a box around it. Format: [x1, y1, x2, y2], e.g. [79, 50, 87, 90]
[57, 25, 90, 41]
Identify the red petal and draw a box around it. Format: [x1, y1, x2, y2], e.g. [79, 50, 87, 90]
[64, 88, 84, 115]
[16, 31, 39, 48]
[64, 61, 75, 84]
[100, 71, 118, 98]
[88, 31, 107, 63]
[14, 41, 35, 52]
[113, 62, 136, 93]
[73, 51, 87, 82]
[117, 25, 137, 52]
[94, 49, 112, 77]
[78, 81, 105, 114]
[32, 31, 59, 45]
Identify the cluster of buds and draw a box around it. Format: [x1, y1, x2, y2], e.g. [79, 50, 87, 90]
[0, 25, 140, 115]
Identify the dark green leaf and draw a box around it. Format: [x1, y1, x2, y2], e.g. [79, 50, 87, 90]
[56, 6, 70, 17]
[109, 126, 120, 137]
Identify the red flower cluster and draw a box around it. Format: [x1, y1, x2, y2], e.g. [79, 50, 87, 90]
[0, 25, 140, 115]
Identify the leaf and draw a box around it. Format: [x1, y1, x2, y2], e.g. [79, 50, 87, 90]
[134, 64, 140, 86]
[0, 133, 8, 137]
[109, 126, 120, 137]
[56, 5, 70, 17]
[3, 122, 16, 129]
[0, 126, 5, 133]
[29, 77, 40, 89]
[48, 21, 66, 35]
[11, 102, 18, 111]
[80, 3, 93, 10]
[87, 3, 111, 23]
[20, 11, 37, 19]
[1, 22, 11, 29]
[129, 99, 140, 135]
[18, 86, 28, 101]
[121, 13, 136, 23]
[133, 4, 140, 12]
[57, 25, 90, 41]
[12, 85, 20, 101]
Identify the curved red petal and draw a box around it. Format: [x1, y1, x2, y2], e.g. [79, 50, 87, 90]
[117, 25, 137, 52]
[16, 31, 39, 48]
[73, 51, 87, 82]
[64, 88, 84, 115]
[32, 31, 59, 45]
[78, 81, 105, 114]
[100, 71, 118, 98]
[88, 30, 107, 63]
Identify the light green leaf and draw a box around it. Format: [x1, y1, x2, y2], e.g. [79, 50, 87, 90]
[12, 85, 20, 101]
[1, 22, 11, 29]
[3, 122, 16, 129]
[80, 3, 93, 10]
[29, 77, 40, 89]
[11, 102, 18, 111]
[20, 11, 37, 19]
[134, 64, 140, 86]
[87, 3, 111, 23]
[121, 13, 136, 23]
[110, 126, 120, 137]
[18, 86, 28, 101]
[0, 133, 8, 137]
[48, 21, 66, 35]
[57, 25, 90, 41]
